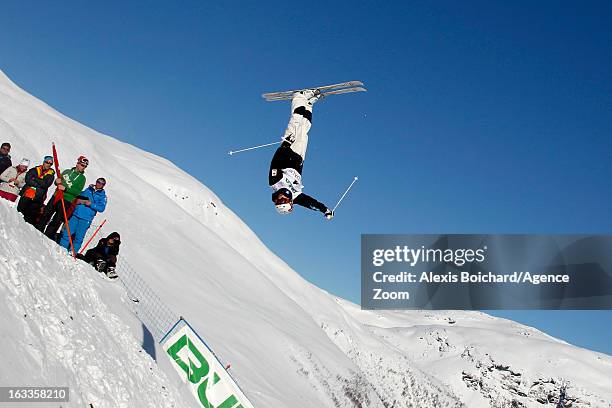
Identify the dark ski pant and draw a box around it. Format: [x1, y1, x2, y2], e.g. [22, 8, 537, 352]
[84, 249, 117, 269]
[36, 196, 72, 240]
[17, 197, 44, 226]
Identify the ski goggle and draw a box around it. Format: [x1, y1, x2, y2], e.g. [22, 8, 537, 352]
[77, 157, 89, 167]
[96, 178, 106, 186]
[274, 194, 291, 205]
[275, 202, 293, 214]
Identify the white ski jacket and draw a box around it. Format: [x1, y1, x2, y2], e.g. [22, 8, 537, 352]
[0, 166, 27, 196]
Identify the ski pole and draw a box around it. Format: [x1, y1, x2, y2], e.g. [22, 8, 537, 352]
[332, 176, 359, 213]
[228, 141, 280, 156]
[79, 219, 107, 254]
[52, 143, 77, 260]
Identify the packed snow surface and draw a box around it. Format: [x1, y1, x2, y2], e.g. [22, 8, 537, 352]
[0, 70, 611, 407]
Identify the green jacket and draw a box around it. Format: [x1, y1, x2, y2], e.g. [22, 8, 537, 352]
[61, 168, 86, 202]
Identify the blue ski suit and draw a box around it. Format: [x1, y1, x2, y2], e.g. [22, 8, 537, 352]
[60, 185, 107, 252]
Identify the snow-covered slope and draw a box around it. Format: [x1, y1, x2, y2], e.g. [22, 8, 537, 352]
[0, 69, 611, 407]
[0, 202, 189, 408]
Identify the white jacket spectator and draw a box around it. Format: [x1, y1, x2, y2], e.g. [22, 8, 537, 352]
[0, 158, 29, 202]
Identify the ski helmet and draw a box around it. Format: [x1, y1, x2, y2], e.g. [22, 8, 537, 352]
[77, 155, 89, 166]
[272, 188, 293, 215]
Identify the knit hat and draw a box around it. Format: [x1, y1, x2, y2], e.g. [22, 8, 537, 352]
[19, 158, 30, 167]
[43, 155, 53, 163]
[107, 232, 120, 241]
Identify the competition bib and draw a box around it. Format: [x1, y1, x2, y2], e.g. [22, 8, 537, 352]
[272, 168, 303, 197]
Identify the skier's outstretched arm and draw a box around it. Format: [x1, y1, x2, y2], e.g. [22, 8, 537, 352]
[293, 193, 333, 219]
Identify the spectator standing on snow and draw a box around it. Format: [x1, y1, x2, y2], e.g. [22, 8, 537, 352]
[0, 158, 29, 202]
[17, 156, 55, 225]
[59, 177, 107, 253]
[0, 142, 12, 175]
[37, 156, 88, 240]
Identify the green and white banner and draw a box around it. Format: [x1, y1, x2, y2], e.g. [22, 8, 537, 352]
[161, 319, 255, 408]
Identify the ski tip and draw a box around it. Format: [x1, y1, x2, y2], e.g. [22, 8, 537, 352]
[354, 176, 359, 181]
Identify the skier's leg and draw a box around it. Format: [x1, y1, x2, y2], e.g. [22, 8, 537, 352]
[283, 91, 315, 160]
[83, 248, 97, 263]
[107, 255, 117, 268]
[84, 249, 104, 265]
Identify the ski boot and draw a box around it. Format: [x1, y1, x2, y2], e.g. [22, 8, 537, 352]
[308, 89, 324, 105]
[106, 267, 118, 279]
[95, 260, 107, 273]
[295, 89, 323, 106]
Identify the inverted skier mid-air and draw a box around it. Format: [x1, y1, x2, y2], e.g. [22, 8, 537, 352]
[265, 81, 366, 219]
[268, 89, 333, 218]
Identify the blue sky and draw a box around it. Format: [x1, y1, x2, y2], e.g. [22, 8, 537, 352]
[1, 0, 611, 354]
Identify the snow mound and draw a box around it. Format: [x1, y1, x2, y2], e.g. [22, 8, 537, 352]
[0, 202, 187, 408]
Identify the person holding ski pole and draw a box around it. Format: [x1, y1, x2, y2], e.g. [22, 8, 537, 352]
[269, 90, 334, 219]
[37, 155, 88, 240]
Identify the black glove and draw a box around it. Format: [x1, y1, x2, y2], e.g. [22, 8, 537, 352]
[324, 209, 334, 220]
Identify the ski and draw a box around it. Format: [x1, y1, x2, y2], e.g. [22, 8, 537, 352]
[262, 80, 365, 101]
[265, 86, 367, 101]
[320, 86, 367, 98]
